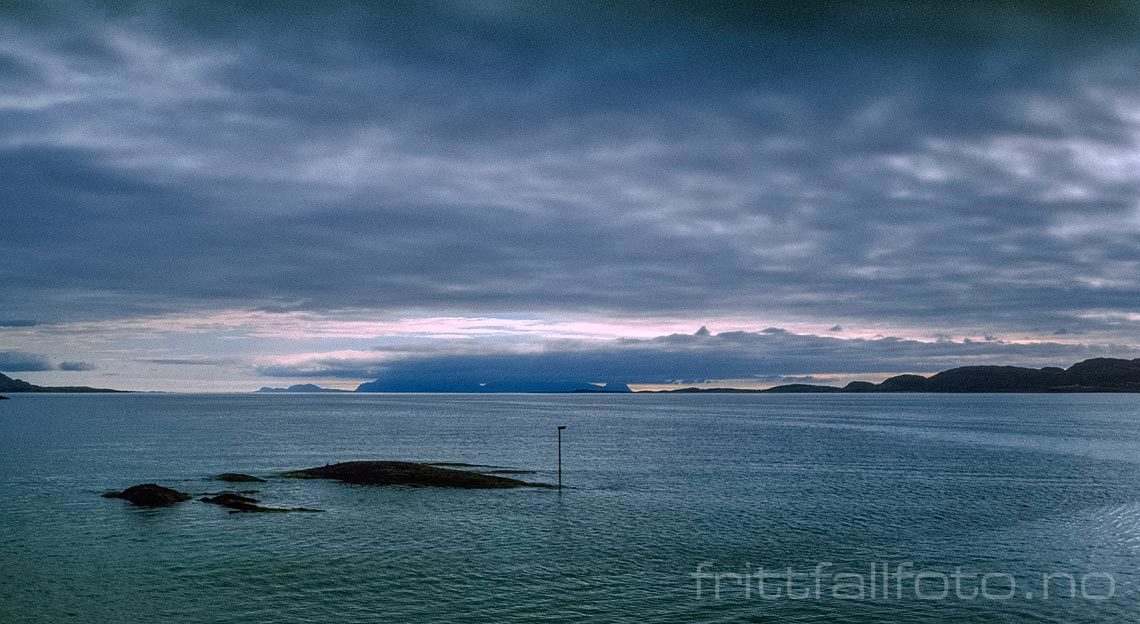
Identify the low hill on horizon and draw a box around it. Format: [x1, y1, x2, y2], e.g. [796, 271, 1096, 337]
[0, 372, 123, 393]
[354, 379, 632, 393]
[649, 358, 1140, 394]
[257, 384, 350, 393]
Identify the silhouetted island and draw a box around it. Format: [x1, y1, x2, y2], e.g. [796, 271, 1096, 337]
[284, 461, 552, 488]
[257, 384, 349, 393]
[647, 358, 1140, 393]
[354, 379, 632, 393]
[0, 372, 122, 393]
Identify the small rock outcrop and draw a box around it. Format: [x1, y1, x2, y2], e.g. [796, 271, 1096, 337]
[103, 484, 191, 507]
[284, 461, 549, 489]
[201, 491, 261, 510]
[214, 473, 267, 483]
[201, 491, 321, 513]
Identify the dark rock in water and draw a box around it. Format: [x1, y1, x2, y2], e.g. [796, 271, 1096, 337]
[0, 395, 8, 399]
[202, 491, 259, 506]
[201, 491, 265, 512]
[284, 461, 550, 488]
[103, 483, 191, 507]
[201, 491, 321, 513]
[214, 472, 267, 483]
[425, 462, 537, 476]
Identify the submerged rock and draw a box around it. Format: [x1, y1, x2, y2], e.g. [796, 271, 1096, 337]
[284, 461, 550, 489]
[103, 484, 191, 507]
[201, 491, 321, 513]
[425, 462, 536, 475]
[201, 491, 269, 512]
[0, 395, 8, 400]
[214, 473, 267, 483]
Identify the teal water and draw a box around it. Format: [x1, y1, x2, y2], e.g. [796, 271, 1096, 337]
[1, 393, 1139, 622]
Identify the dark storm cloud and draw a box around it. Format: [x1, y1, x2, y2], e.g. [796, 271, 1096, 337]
[138, 357, 239, 366]
[0, 351, 54, 372]
[2, 2, 1140, 340]
[257, 328, 1140, 384]
[58, 360, 95, 371]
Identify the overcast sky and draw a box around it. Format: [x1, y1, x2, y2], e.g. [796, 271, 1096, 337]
[2, 2, 1140, 390]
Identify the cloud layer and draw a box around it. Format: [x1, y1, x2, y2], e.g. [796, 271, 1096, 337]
[1, 4, 1138, 329]
[0, 351, 54, 372]
[2, 3, 1140, 389]
[258, 328, 1140, 388]
[0, 351, 94, 372]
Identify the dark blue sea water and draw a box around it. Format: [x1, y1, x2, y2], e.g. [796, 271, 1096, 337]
[2, 393, 1139, 622]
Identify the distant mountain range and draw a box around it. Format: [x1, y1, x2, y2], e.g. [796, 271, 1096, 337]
[257, 384, 350, 393]
[0, 372, 122, 393]
[264, 359, 1140, 394]
[13, 358, 1140, 395]
[255, 380, 633, 393]
[354, 380, 632, 393]
[652, 358, 1140, 393]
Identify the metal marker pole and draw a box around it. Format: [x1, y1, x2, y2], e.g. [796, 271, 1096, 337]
[557, 425, 566, 490]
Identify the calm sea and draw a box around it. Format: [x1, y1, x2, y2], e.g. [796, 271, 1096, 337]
[1, 393, 1139, 622]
